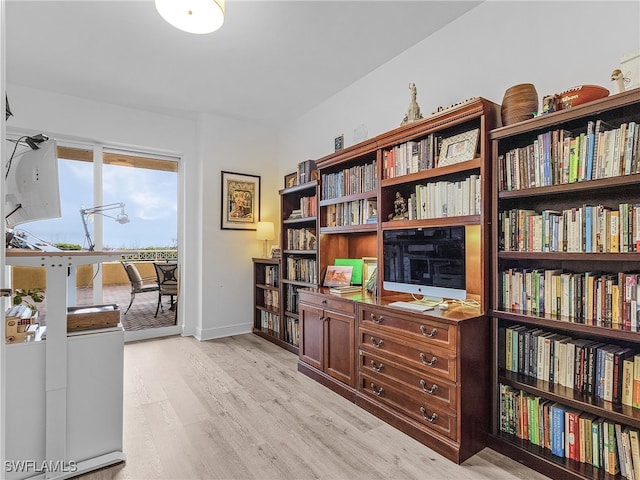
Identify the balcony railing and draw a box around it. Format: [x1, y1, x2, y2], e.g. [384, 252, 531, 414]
[120, 249, 178, 262]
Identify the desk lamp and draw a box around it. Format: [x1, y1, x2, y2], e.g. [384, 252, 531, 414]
[256, 221, 275, 257]
[80, 202, 130, 251]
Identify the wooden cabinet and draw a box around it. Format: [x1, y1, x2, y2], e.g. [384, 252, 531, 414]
[298, 289, 356, 400]
[293, 98, 498, 464]
[357, 301, 489, 464]
[488, 89, 640, 480]
[278, 181, 318, 353]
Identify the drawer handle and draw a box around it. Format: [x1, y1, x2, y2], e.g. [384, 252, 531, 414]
[419, 353, 437, 366]
[420, 325, 438, 338]
[370, 313, 384, 324]
[419, 379, 438, 394]
[370, 360, 384, 372]
[322, 299, 327, 305]
[370, 383, 384, 396]
[420, 406, 438, 423]
[370, 337, 384, 348]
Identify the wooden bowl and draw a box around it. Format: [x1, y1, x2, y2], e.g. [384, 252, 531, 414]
[501, 83, 539, 126]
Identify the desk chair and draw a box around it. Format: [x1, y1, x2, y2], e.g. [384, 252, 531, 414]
[153, 262, 179, 318]
[121, 261, 159, 314]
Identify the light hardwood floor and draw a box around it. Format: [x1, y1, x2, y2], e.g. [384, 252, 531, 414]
[79, 334, 548, 480]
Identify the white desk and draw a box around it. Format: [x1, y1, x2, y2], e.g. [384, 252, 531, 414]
[5, 251, 126, 480]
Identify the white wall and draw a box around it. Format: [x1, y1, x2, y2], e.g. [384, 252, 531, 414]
[197, 113, 280, 340]
[277, 1, 640, 171]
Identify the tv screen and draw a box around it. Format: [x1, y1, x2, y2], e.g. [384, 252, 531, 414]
[5, 138, 62, 228]
[383, 226, 466, 301]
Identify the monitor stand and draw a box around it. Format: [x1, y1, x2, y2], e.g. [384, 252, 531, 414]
[411, 295, 443, 307]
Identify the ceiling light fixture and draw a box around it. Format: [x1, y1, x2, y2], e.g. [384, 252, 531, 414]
[155, 0, 225, 34]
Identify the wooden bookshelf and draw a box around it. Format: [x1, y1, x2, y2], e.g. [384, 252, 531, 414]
[489, 89, 640, 480]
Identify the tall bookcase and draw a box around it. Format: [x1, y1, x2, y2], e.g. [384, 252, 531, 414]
[279, 180, 318, 353]
[489, 89, 640, 480]
[252, 257, 284, 347]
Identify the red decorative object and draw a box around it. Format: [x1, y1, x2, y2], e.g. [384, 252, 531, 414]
[558, 84, 609, 110]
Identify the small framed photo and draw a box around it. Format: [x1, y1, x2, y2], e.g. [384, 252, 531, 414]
[284, 172, 297, 189]
[362, 257, 378, 294]
[438, 128, 479, 166]
[269, 246, 281, 258]
[221, 171, 260, 230]
[323, 265, 353, 287]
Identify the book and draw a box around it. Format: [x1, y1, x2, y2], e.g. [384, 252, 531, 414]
[634, 354, 640, 408]
[551, 403, 566, 457]
[565, 408, 581, 460]
[329, 285, 362, 295]
[593, 417, 604, 468]
[613, 347, 635, 404]
[623, 358, 635, 407]
[622, 427, 635, 480]
[629, 428, 640, 480]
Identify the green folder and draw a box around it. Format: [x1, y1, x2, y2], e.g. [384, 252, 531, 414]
[334, 259, 363, 285]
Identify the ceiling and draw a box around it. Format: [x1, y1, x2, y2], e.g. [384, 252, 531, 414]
[5, 1, 481, 126]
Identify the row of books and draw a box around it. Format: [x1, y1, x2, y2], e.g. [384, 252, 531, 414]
[284, 284, 300, 314]
[499, 269, 640, 329]
[405, 174, 481, 221]
[286, 257, 317, 284]
[297, 159, 317, 185]
[262, 289, 279, 310]
[264, 265, 279, 287]
[382, 133, 443, 179]
[324, 199, 377, 227]
[498, 120, 640, 191]
[287, 195, 317, 219]
[503, 324, 640, 405]
[499, 384, 640, 476]
[259, 311, 279, 335]
[321, 160, 377, 200]
[283, 315, 299, 347]
[286, 228, 316, 251]
[499, 203, 640, 253]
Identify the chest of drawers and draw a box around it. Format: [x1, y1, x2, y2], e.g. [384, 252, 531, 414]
[356, 302, 489, 464]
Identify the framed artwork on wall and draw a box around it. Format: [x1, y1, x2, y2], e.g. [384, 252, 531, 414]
[221, 171, 260, 230]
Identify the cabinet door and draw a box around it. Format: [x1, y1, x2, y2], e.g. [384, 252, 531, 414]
[325, 309, 355, 387]
[299, 303, 324, 370]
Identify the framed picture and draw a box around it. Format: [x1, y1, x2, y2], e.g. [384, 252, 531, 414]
[438, 128, 479, 166]
[269, 246, 281, 258]
[284, 172, 297, 189]
[323, 265, 353, 287]
[221, 171, 260, 230]
[362, 257, 378, 294]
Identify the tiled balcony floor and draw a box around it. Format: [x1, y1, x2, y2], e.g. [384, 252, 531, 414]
[37, 283, 177, 331]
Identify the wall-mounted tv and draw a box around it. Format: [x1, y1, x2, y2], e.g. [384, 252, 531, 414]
[382, 225, 466, 301]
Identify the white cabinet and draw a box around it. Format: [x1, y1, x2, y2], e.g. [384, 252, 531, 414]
[4, 251, 126, 480]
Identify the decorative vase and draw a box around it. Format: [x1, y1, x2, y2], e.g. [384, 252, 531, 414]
[501, 83, 539, 126]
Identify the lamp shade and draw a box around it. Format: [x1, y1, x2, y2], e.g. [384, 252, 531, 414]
[256, 222, 275, 241]
[155, 0, 225, 34]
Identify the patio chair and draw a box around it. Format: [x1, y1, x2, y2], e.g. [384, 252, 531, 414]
[153, 262, 179, 318]
[121, 261, 159, 314]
